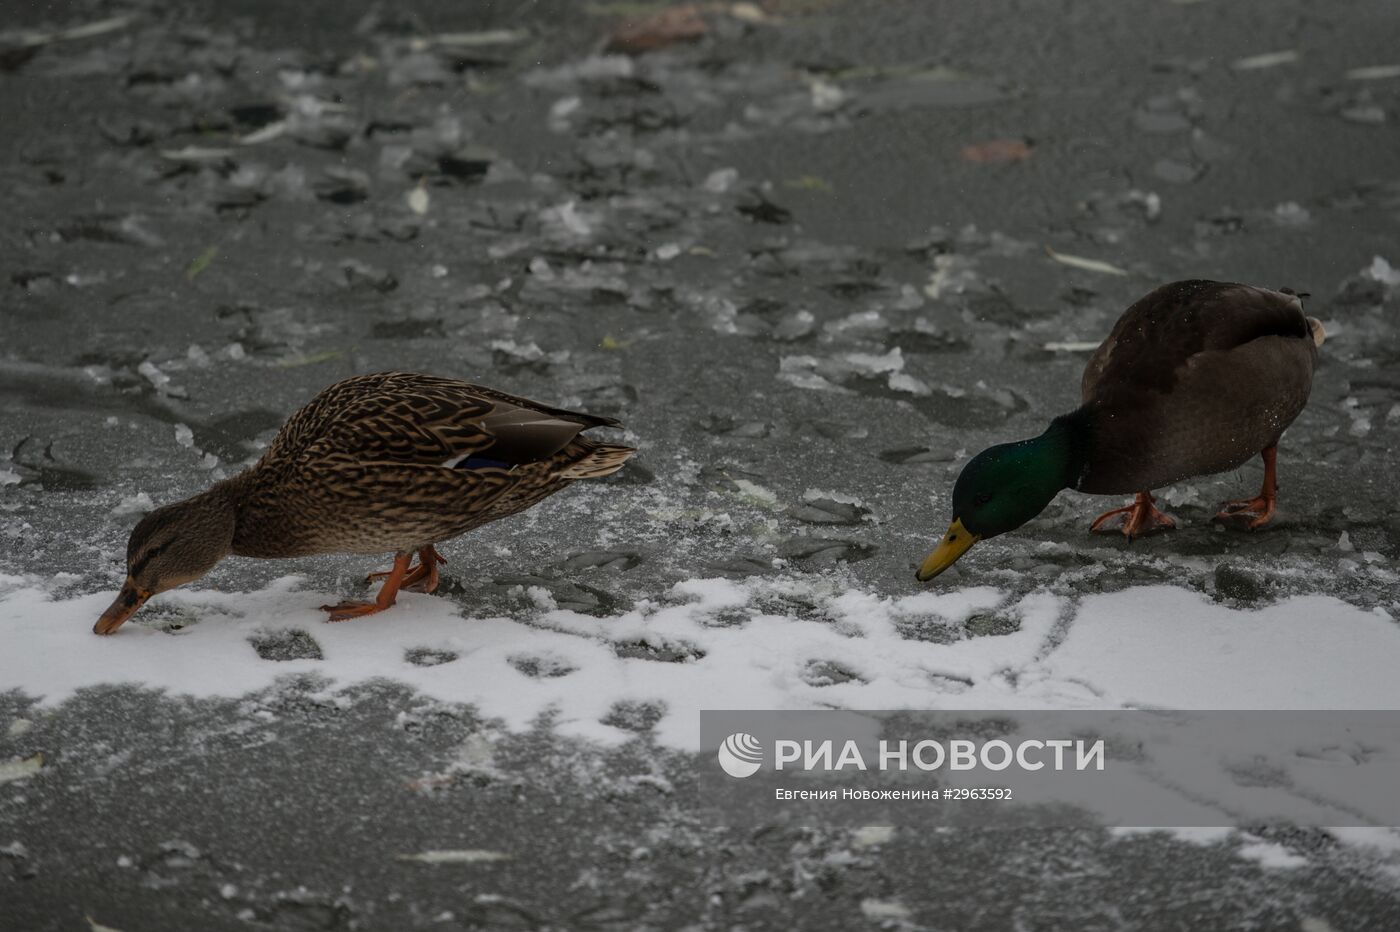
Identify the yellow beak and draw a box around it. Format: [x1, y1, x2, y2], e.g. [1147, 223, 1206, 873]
[916, 518, 980, 582]
[94, 577, 152, 635]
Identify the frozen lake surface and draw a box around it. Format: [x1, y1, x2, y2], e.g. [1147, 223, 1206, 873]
[3, 0, 1400, 927]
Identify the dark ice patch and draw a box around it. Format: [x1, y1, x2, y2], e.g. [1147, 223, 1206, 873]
[249, 629, 324, 661]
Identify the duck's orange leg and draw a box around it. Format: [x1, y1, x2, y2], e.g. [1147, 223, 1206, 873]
[406, 545, 445, 594]
[365, 546, 446, 594]
[1214, 446, 1278, 530]
[322, 552, 412, 621]
[1089, 491, 1177, 540]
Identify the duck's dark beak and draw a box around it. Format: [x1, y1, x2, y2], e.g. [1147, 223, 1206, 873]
[916, 518, 979, 582]
[94, 577, 151, 635]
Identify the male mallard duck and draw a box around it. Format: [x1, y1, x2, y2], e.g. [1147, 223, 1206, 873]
[95, 372, 635, 634]
[918, 280, 1325, 581]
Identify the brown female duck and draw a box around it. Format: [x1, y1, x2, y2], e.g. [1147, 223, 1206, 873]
[95, 372, 635, 633]
[918, 280, 1325, 580]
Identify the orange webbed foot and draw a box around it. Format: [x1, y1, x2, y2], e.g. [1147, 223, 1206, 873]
[1214, 494, 1276, 530]
[365, 546, 446, 594]
[405, 546, 445, 593]
[1214, 445, 1279, 531]
[1089, 491, 1176, 540]
[326, 552, 414, 622]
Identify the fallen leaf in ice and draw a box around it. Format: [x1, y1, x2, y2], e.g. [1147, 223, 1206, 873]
[783, 175, 833, 192]
[407, 184, 430, 215]
[960, 139, 1033, 163]
[239, 120, 287, 145]
[396, 850, 512, 864]
[1045, 247, 1129, 276]
[51, 15, 135, 42]
[8, 14, 135, 48]
[607, 5, 708, 53]
[0, 753, 43, 784]
[1043, 341, 1102, 352]
[1231, 50, 1298, 71]
[85, 917, 124, 932]
[186, 246, 218, 281]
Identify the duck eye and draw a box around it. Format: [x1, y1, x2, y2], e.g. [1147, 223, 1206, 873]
[974, 492, 993, 506]
[129, 544, 163, 577]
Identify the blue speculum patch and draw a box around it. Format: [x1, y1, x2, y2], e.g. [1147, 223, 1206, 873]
[457, 456, 513, 471]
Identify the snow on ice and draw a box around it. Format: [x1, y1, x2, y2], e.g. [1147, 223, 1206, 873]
[2, 575, 1398, 747]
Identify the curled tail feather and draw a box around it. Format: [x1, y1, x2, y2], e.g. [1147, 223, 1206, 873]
[559, 441, 636, 479]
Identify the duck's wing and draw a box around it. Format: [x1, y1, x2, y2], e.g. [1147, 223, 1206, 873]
[1075, 281, 1320, 494]
[265, 372, 623, 472]
[1081, 280, 1311, 405]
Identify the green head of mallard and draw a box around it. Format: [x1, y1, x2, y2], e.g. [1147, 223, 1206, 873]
[94, 487, 237, 634]
[917, 415, 1086, 582]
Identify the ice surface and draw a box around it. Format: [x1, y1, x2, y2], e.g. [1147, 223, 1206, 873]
[859, 899, 911, 920]
[4, 0, 1400, 921]
[1110, 826, 1236, 845]
[10, 555, 1399, 831]
[111, 493, 155, 516]
[702, 167, 738, 193]
[1364, 255, 1400, 287]
[3, 577, 1397, 753]
[1235, 840, 1311, 870]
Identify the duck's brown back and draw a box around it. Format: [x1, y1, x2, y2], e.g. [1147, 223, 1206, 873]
[1076, 281, 1319, 494]
[230, 372, 632, 557]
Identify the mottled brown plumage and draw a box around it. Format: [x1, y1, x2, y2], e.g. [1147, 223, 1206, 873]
[95, 372, 635, 633]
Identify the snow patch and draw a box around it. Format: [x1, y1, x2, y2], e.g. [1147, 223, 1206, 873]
[1235, 840, 1310, 870]
[112, 493, 155, 516]
[1363, 255, 1400, 287]
[3, 580, 1398, 753]
[1038, 587, 1400, 708]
